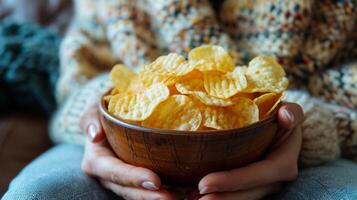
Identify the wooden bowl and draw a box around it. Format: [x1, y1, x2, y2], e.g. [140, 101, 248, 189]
[99, 94, 279, 185]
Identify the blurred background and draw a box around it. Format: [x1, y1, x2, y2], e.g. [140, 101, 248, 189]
[0, 0, 72, 195]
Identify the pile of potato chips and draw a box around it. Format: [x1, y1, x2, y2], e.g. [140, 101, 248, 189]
[106, 45, 288, 131]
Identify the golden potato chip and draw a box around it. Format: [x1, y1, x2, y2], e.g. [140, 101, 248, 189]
[231, 92, 258, 100]
[110, 64, 137, 91]
[110, 87, 121, 95]
[108, 94, 120, 114]
[178, 70, 203, 82]
[128, 71, 179, 92]
[200, 105, 241, 130]
[175, 79, 234, 107]
[107, 45, 289, 131]
[142, 95, 202, 131]
[143, 53, 197, 76]
[254, 92, 283, 119]
[168, 84, 180, 95]
[189, 45, 235, 72]
[203, 71, 247, 99]
[229, 66, 247, 78]
[229, 97, 259, 127]
[111, 83, 169, 121]
[245, 55, 289, 93]
[103, 87, 120, 105]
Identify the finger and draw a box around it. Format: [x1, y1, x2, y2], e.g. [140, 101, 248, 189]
[80, 106, 106, 142]
[199, 126, 301, 194]
[278, 103, 304, 130]
[101, 180, 176, 200]
[84, 138, 162, 190]
[270, 129, 293, 149]
[199, 183, 281, 200]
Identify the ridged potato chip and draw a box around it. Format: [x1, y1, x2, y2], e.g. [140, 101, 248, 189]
[189, 45, 235, 72]
[203, 70, 247, 99]
[194, 97, 258, 130]
[254, 93, 283, 119]
[200, 105, 241, 130]
[245, 55, 289, 93]
[144, 53, 197, 76]
[110, 64, 137, 91]
[108, 94, 119, 114]
[176, 78, 234, 107]
[229, 97, 259, 127]
[129, 71, 179, 91]
[143, 95, 202, 131]
[230, 92, 258, 100]
[110, 83, 169, 121]
[107, 45, 289, 131]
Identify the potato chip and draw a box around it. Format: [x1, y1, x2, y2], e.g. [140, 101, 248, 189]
[143, 53, 197, 76]
[142, 95, 202, 131]
[229, 66, 247, 78]
[254, 92, 283, 119]
[110, 87, 121, 95]
[200, 105, 241, 130]
[175, 79, 235, 107]
[168, 84, 180, 95]
[111, 83, 169, 121]
[231, 92, 258, 100]
[189, 45, 235, 72]
[107, 45, 288, 131]
[110, 64, 137, 91]
[108, 94, 120, 114]
[128, 71, 179, 92]
[203, 71, 247, 99]
[229, 97, 259, 127]
[245, 55, 289, 92]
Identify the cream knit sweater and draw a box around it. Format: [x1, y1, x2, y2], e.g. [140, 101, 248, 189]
[50, 0, 357, 167]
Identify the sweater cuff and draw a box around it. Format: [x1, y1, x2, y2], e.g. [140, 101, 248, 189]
[284, 90, 340, 167]
[50, 73, 112, 144]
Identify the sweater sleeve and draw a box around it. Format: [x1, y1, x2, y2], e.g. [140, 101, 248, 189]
[56, 0, 116, 104]
[284, 89, 357, 167]
[147, 0, 243, 64]
[50, 74, 111, 144]
[219, 0, 356, 80]
[51, 0, 116, 144]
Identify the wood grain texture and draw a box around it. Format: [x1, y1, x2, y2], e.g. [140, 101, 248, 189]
[100, 96, 278, 185]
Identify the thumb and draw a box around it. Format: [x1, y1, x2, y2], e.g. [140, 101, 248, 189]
[278, 103, 304, 130]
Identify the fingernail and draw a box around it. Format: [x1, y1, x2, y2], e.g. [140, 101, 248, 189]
[88, 124, 98, 141]
[141, 181, 159, 191]
[199, 186, 217, 195]
[283, 109, 295, 124]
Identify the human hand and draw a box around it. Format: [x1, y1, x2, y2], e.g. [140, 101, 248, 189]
[197, 103, 304, 200]
[80, 105, 176, 200]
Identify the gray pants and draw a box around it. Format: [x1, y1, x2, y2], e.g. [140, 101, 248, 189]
[3, 144, 357, 200]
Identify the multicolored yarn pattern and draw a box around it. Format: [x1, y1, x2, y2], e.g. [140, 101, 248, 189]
[52, 0, 357, 167]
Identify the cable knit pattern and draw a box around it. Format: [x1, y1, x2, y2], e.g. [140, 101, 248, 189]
[50, 73, 111, 144]
[51, 0, 357, 167]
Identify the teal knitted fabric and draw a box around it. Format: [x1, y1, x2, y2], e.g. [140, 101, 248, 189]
[0, 18, 61, 115]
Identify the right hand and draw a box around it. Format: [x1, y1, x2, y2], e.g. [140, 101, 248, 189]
[80, 105, 175, 200]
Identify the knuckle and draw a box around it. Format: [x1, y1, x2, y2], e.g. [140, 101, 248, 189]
[110, 171, 121, 184]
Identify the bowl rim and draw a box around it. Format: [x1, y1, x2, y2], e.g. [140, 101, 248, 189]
[99, 91, 280, 136]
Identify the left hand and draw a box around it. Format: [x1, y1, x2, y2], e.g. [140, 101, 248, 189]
[197, 103, 304, 200]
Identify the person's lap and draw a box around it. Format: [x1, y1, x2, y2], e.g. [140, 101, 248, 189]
[3, 144, 120, 200]
[3, 144, 357, 200]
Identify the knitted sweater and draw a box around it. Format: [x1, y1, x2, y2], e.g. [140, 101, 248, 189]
[50, 0, 357, 167]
